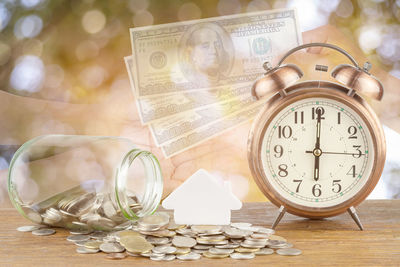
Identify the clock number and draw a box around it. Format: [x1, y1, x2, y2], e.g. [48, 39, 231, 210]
[294, 111, 304, 124]
[332, 180, 342, 193]
[337, 112, 341, 124]
[278, 125, 292, 139]
[352, 145, 362, 158]
[348, 126, 358, 139]
[293, 179, 302, 193]
[312, 184, 322, 197]
[347, 165, 356, 178]
[312, 107, 325, 120]
[273, 145, 283, 158]
[278, 164, 288, 177]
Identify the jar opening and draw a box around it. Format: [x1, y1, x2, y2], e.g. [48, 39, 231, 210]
[115, 149, 163, 220]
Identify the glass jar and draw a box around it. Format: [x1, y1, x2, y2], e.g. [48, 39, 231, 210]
[7, 135, 163, 231]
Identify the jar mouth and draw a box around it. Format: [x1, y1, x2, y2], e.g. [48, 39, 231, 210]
[115, 149, 163, 220]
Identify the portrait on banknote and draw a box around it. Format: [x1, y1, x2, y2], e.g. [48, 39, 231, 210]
[178, 22, 234, 85]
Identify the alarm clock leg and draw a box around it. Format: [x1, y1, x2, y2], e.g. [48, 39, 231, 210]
[347, 206, 364, 231]
[271, 205, 286, 229]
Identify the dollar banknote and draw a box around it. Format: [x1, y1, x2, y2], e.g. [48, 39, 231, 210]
[129, 8, 301, 98]
[125, 56, 254, 124]
[160, 102, 264, 158]
[149, 92, 258, 146]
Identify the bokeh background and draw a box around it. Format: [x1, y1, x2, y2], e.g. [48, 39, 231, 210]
[1, 0, 400, 205]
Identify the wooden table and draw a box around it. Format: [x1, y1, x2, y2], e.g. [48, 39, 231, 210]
[0, 200, 399, 266]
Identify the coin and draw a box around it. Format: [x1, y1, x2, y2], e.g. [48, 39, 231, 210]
[230, 252, 255, 260]
[121, 236, 153, 253]
[146, 236, 170, 245]
[17, 225, 41, 232]
[84, 241, 103, 249]
[191, 225, 222, 234]
[70, 229, 92, 235]
[150, 254, 166, 261]
[162, 254, 176, 261]
[138, 212, 169, 231]
[194, 244, 213, 250]
[255, 248, 274, 255]
[174, 247, 191, 255]
[215, 243, 240, 249]
[106, 252, 126, 259]
[32, 228, 56, 236]
[100, 242, 125, 253]
[203, 251, 229, 259]
[251, 233, 270, 239]
[153, 245, 177, 254]
[76, 247, 100, 254]
[67, 235, 90, 242]
[177, 252, 201, 260]
[208, 247, 234, 254]
[276, 248, 302, 256]
[172, 236, 196, 248]
[269, 241, 293, 249]
[235, 247, 260, 253]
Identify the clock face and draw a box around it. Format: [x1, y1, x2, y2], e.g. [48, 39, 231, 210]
[260, 97, 375, 208]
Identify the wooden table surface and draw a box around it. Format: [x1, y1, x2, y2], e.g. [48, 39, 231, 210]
[0, 200, 399, 266]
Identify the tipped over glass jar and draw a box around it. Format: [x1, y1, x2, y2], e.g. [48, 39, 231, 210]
[7, 135, 163, 231]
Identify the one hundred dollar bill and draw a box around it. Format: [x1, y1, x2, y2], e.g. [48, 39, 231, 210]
[161, 102, 265, 158]
[129, 8, 302, 98]
[149, 92, 258, 146]
[125, 56, 254, 124]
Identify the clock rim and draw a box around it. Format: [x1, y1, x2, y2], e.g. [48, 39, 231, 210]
[247, 82, 386, 219]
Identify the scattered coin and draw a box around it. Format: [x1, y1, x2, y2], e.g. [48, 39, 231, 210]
[100, 242, 125, 253]
[17, 225, 41, 232]
[106, 252, 126, 259]
[32, 228, 56, 236]
[172, 236, 196, 248]
[76, 247, 99, 254]
[230, 252, 255, 259]
[162, 254, 176, 261]
[209, 247, 234, 254]
[177, 252, 201, 260]
[153, 245, 177, 254]
[235, 247, 260, 253]
[276, 248, 302, 256]
[174, 247, 191, 255]
[191, 225, 222, 234]
[203, 251, 229, 259]
[255, 248, 274, 255]
[67, 235, 90, 242]
[84, 241, 103, 250]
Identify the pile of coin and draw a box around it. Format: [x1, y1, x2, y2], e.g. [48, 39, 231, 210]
[17, 180, 142, 231]
[18, 211, 302, 260]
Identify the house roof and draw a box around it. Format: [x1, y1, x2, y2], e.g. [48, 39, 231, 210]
[162, 169, 242, 210]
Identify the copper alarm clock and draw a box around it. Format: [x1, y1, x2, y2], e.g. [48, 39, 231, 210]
[247, 43, 386, 230]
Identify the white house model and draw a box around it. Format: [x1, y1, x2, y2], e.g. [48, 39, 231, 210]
[162, 169, 242, 225]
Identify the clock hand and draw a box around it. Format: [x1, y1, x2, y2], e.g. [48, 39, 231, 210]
[313, 108, 323, 181]
[306, 151, 366, 156]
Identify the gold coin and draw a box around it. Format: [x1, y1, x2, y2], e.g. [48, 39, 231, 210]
[84, 241, 103, 250]
[203, 251, 229, 259]
[120, 236, 153, 254]
[235, 247, 260, 253]
[116, 230, 141, 239]
[174, 247, 191, 255]
[269, 235, 287, 242]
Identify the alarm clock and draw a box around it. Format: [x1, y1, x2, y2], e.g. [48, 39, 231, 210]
[247, 43, 386, 230]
